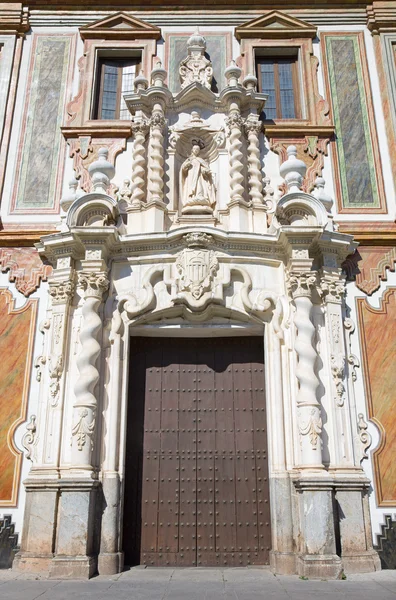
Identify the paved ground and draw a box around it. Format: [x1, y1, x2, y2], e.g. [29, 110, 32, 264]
[0, 567, 395, 600]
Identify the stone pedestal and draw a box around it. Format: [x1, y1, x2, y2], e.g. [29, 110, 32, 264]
[98, 474, 124, 575]
[49, 480, 101, 579]
[269, 476, 296, 575]
[295, 481, 342, 579]
[336, 487, 381, 573]
[14, 483, 58, 573]
[144, 200, 166, 232]
[228, 199, 250, 231]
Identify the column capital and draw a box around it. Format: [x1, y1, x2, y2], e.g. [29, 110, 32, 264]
[287, 271, 317, 300]
[78, 271, 109, 300]
[49, 278, 76, 306]
[319, 274, 346, 304]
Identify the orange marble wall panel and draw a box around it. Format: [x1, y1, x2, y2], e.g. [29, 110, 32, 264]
[0, 288, 37, 506]
[357, 288, 396, 506]
[355, 246, 396, 296]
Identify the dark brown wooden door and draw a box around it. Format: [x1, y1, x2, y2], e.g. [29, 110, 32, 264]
[123, 337, 271, 567]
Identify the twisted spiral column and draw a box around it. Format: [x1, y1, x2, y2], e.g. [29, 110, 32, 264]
[131, 120, 149, 206]
[288, 272, 323, 468]
[244, 117, 264, 205]
[72, 271, 109, 468]
[226, 111, 245, 203]
[147, 111, 166, 204]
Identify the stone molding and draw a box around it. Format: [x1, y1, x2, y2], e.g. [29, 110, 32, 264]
[0, 247, 52, 297]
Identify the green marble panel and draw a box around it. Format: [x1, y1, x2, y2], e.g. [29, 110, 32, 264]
[168, 35, 227, 94]
[325, 34, 379, 208]
[15, 35, 71, 211]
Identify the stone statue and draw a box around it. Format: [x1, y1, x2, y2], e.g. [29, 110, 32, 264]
[180, 141, 216, 214]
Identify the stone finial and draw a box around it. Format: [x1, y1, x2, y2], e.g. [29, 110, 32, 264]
[279, 145, 306, 192]
[88, 148, 115, 194]
[60, 177, 78, 214]
[134, 70, 149, 91]
[151, 60, 167, 87]
[225, 60, 242, 87]
[179, 30, 212, 90]
[187, 28, 207, 53]
[243, 73, 258, 91]
[313, 176, 333, 213]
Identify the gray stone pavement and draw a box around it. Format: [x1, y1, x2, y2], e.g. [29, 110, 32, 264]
[0, 567, 395, 600]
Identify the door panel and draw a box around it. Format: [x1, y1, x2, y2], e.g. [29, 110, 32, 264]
[124, 336, 270, 566]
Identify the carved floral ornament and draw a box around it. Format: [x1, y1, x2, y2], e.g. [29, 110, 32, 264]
[49, 279, 76, 305]
[78, 271, 109, 299]
[117, 233, 279, 321]
[287, 271, 317, 299]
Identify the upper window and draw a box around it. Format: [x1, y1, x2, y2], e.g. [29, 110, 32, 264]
[256, 55, 301, 120]
[94, 57, 140, 120]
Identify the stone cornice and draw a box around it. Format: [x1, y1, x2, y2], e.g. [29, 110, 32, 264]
[367, 2, 396, 34]
[0, 3, 29, 35]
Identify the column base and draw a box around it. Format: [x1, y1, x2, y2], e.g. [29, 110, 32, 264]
[49, 555, 97, 579]
[342, 551, 381, 574]
[13, 552, 53, 574]
[98, 552, 124, 575]
[270, 551, 296, 575]
[297, 554, 343, 579]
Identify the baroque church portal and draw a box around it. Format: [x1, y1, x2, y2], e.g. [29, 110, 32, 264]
[1, 1, 395, 580]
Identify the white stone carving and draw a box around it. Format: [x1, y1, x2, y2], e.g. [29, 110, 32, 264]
[344, 318, 360, 382]
[116, 178, 132, 205]
[176, 246, 218, 300]
[179, 29, 212, 90]
[49, 279, 75, 305]
[357, 413, 372, 463]
[34, 355, 46, 382]
[331, 353, 346, 407]
[48, 355, 63, 407]
[22, 415, 37, 462]
[131, 120, 149, 206]
[226, 111, 245, 203]
[180, 140, 216, 214]
[72, 271, 109, 462]
[298, 407, 323, 449]
[148, 112, 166, 204]
[72, 408, 96, 451]
[244, 116, 264, 206]
[280, 145, 306, 192]
[88, 147, 115, 194]
[288, 272, 323, 465]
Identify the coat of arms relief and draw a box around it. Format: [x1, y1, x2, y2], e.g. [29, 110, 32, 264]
[175, 232, 219, 307]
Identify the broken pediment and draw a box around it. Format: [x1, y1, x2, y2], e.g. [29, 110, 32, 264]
[235, 10, 317, 40]
[79, 11, 161, 40]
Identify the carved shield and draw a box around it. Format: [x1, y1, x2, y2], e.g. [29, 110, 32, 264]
[176, 248, 218, 299]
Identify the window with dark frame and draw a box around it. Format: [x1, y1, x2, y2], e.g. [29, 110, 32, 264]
[256, 55, 301, 120]
[94, 57, 140, 120]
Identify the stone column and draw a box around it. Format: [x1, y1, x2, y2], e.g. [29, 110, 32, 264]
[288, 270, 342, 578]
[98, 307, 124, 575]
[70, 270, 109, 472]
[266, 316, 295, 574]
[50, 264, 109, 579]
[244, 115, 267, 232]
[288, 271, 323, 469]
[15, 264, 76, 575]
[223, 61, 250, 231]
[320, 269, 380, 574]
[130, 119, 149, 209]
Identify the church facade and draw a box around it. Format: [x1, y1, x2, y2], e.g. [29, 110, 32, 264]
[0, 0, 395, 579]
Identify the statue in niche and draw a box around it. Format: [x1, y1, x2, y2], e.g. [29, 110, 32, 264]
[180, 140, 216, 214]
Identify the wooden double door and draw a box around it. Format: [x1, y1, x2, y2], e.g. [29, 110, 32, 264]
[123, 336, 271, 566]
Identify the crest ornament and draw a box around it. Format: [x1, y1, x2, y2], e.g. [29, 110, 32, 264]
[176, 247, 218, 300]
